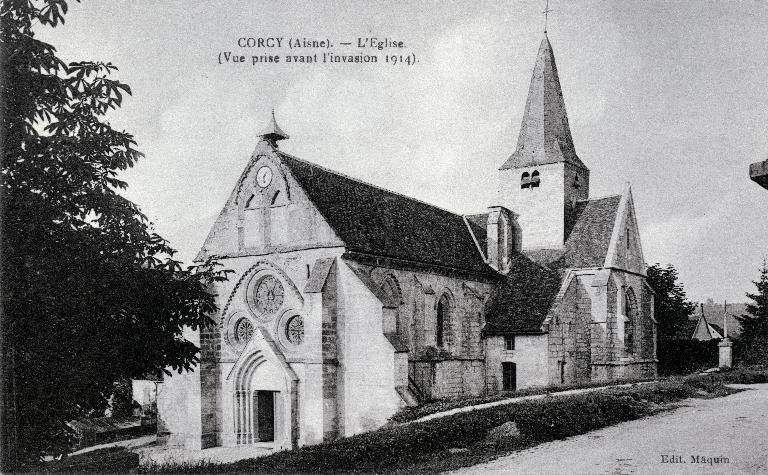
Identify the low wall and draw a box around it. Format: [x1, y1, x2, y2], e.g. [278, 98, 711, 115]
[409, 359, 484, 400]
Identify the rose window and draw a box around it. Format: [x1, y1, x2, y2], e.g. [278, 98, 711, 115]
[254, 275, 285, 315]
[234, 318, 254, 345]
[286, 315, 304, 345]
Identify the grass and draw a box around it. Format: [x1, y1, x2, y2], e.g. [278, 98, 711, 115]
[41, 366, 768, 474]
[41, 446, 140, 474]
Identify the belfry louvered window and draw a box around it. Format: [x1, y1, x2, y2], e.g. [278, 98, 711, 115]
[530, 170, 540, 188]
[521, 172, 530, 189]
[521, 171, 540, 189]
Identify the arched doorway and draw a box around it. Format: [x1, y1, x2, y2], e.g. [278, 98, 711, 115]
[233, 352, 287, 445]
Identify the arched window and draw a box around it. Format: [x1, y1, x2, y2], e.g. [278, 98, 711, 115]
[624, 288, 637, 355]
[521, 172, 531, 189]
[381, 275, 401, 307]
[530, 170, 540, 188]
[573, 173, 581, 189]
[436, 294, 450, 348]
[381, 275, 404, 335]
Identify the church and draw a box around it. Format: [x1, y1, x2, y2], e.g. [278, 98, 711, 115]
[157, 34, 657, 451]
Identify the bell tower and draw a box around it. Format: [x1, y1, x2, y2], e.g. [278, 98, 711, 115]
[498, 34, 589, 250]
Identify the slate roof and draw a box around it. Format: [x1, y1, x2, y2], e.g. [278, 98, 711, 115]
[681, 318, 700, 339]
[484, 252, 563, 334]
[750, 159, 768, 189]
[563, 195, 621, 267]
[464, 213, 489, 256]
[278, 152, 495, 277]
[484, 195, 622, 334]
[709, 323, 724, 338]
[500, 35, 587, 170]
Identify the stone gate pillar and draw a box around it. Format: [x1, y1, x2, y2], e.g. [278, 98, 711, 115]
[718, 338, 733, 369]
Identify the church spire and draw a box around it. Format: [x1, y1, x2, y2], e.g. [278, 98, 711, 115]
[258, 109, 289, 147]
[500, 35, 586, 170]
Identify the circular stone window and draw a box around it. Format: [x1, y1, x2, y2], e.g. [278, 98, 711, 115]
[234, 317, 255, 347]
[254, 275, 285, 316]
[285, 315, 304, 345]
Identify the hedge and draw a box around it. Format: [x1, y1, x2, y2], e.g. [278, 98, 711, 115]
[142, 379, 715, 474]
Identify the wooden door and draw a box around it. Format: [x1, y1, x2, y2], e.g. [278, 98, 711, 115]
[257, 391, 275, 442]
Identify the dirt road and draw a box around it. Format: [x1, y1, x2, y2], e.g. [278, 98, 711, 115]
[450, 384, 768, 475]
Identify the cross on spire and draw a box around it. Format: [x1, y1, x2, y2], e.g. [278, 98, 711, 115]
[543, 0, 553, 33]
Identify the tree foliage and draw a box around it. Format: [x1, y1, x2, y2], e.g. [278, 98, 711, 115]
[1, 0, 229, 466]
[736, 260, 768, 366]
[646, 264, 696, 341]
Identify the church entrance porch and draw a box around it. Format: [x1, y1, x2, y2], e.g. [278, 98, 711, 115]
[233, 390, 277, 445]
[222, 328, 297, 450]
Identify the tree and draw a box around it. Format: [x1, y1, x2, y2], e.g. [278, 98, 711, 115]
[646, 264, 696, 341]
[736, 260, 768, 366]
[1, 0, 229, 468]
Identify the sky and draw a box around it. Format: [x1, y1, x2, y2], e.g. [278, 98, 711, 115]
[36, 0, 768, 303]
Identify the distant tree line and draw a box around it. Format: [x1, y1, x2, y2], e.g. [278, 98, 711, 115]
[648, 261, 768, 375]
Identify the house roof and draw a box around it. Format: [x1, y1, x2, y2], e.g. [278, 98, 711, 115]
[693, 303, 745, 339]
[750, 159, 768, 190]
[709, 323, 724, 339]
[484, 195, 622, 334]
[500, 35, 587, 170]
[278, 152, 496, 277]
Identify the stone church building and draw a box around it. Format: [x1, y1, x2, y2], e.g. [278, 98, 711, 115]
[158, 35, 657, 451]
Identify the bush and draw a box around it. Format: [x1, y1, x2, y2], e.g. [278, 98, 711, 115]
[657, 339, 719, 375]
[390, 377, 653, 424]
[722, 365, 768, 384]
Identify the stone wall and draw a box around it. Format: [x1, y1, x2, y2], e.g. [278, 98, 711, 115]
[335, 262, 401, 436]
[547, 275, 593, 384]
[498, 162, 589, 251]
[349, 262, 495, 400]
[409, 359, 485, 399]
[543, 270, 657, 385]
[197, 144, 344, 261]
[156, 326, 204, 449]
[485, 335, 548, 392]
[321, 261, 339, 441]
[198, 322, 218, 448]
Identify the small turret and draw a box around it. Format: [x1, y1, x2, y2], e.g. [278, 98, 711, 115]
[258, 109, 289, 148]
